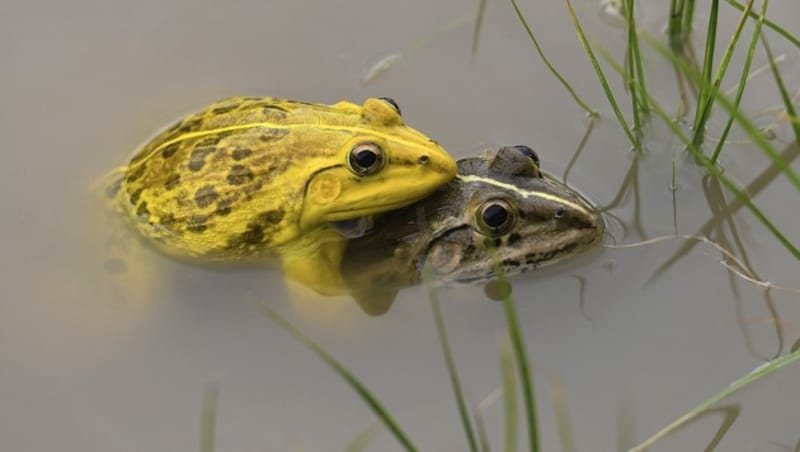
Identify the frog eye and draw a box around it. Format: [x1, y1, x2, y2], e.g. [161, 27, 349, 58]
[476, 199, 516, 236]
[378, 97, 402, 115]
[513, 145, 540, 168]
[348, 142, 385, 175]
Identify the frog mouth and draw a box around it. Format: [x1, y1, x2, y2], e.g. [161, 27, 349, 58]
[327, 200, 414, 219]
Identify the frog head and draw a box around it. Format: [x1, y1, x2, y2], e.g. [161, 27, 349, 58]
[298, 97, 457, 231]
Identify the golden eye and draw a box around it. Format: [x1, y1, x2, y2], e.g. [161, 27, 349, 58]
[476, 199, 516, 236]
[347, 142, 385, 175]
[378, 97, 401, 115]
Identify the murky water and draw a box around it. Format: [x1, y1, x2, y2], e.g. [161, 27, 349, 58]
[2, 0, 799, 450]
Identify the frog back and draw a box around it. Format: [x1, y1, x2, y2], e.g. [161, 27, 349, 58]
[106, 96, 454, 262]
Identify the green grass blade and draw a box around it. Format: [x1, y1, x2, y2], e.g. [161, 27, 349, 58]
[550, 378, 577, 452]
[255, 302, 419, 452]
[474, 401, 494, 452]
[565, 0, 641, 153]
[425, 267, 480, 452]
[710, 0, 766, 163]
[668, 0, 687, 50]
[681, 0, 697, 41]
[642, 33, 800, 193]
[499, 337, 518, 452]
[690, 0, 720, 148]
[510, 0, 597, 116]
[344, 423, 382, 452]
[761, 34, 800, 143]
[693, 0, 754, 149]
[200, 384, 219, 452]
[629, 349, 800, 451]
[624, 0, 644, 141]
[472, 0, 488, 57]
[594, 42, 800, 260]
[625, 0, 649, 112]
[490, 255, 539, 452]
[725, 0, 800, 48]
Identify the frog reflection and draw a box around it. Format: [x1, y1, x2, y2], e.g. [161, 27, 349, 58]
[339, 145, 605, 315]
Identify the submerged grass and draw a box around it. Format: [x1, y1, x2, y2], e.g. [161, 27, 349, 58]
[510, 0, 596, 116]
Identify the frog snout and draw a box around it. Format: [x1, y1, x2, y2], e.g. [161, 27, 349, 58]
[423, 150, 458, 179]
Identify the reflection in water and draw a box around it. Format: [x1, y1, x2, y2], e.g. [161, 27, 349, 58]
[598, 155, 645, 239]
[342, 145, 605, 315]
[702, 174, 784, 360]
[657, 140, 800, 270]
[651, 141, 800, 359]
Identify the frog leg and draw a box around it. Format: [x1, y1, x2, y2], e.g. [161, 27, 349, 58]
[349, 288, 398, 316]
[280, 238, 349, 296]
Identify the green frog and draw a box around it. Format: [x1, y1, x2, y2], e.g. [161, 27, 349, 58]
[341, 145, 605, 315]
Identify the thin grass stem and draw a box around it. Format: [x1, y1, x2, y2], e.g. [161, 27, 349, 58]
[762, 34, 800, 143]
[625, 0, 643, 140]
[629, 350, 800, 451]
[565, 0, 641, 153]
[425, 267, 480, 452]
[550, 378, 577, 452]
[725, 0, 800, 48]
[625, 0, 649, 112]
[594, 42, 800, 260]
[255, 302, 419, 452]
[682, 0, 697, 40]
[499, 337, 518, 452]
[690, 0, 720, 148]
[693, 0, 754, 149]
[510, 0, 597, 116]
[710, 0, 766, 163]
[344, 424, 382, 452]
[642, 33, 800, 193]
[668, 0, 686, 50]
[472, 0, 488, 57]
[200, 385, 219, 452]
[490, 253, 539, 452]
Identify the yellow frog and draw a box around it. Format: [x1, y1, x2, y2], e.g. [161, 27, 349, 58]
[102, 96, 456, 294]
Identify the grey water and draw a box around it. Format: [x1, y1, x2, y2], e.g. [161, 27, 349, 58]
[2, 0, 799, 450]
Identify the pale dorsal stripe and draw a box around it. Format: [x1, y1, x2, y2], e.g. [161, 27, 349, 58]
[456, 174, 591, 216]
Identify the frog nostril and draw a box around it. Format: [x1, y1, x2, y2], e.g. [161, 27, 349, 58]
[418, 155, 430, 165]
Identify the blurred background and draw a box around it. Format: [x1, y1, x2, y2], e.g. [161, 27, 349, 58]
[1, 0, 799, 450]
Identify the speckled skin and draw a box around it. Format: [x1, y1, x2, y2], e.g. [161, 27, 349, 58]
[103, 96, 457, 294]
[341, 146, 604, 314]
